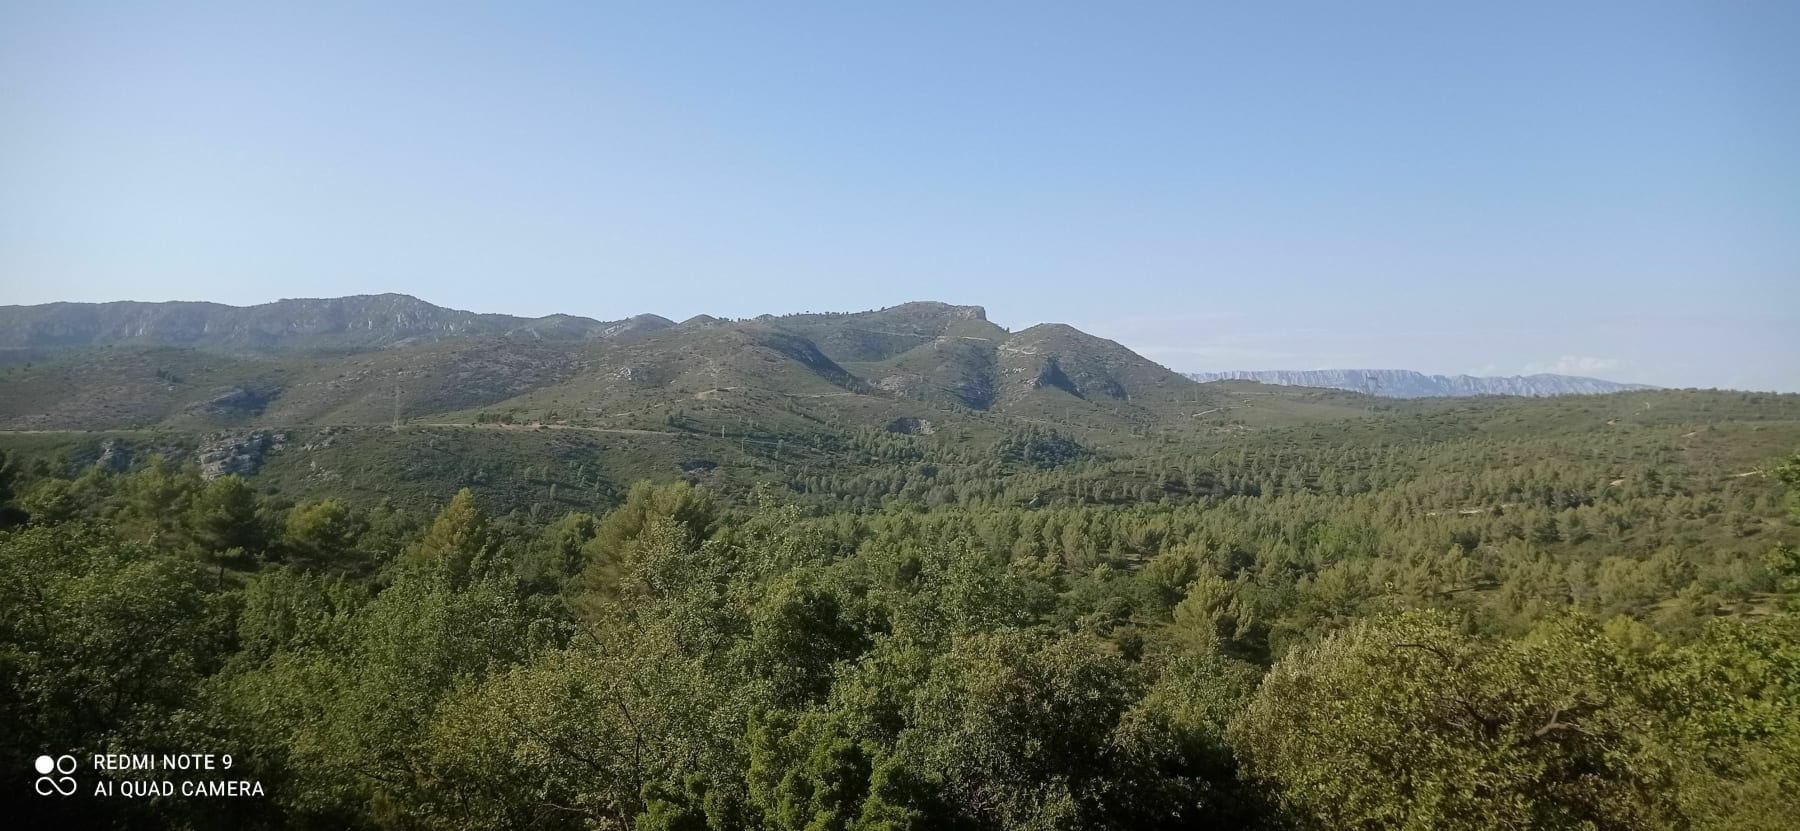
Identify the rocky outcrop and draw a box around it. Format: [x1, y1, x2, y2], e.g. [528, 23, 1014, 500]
[97, 439, 133, 472]
[197, 431, 287, 479]
[1186, 369, 1655, 398]
[885, 417, 937, 435]
[598, 314, 677, 338]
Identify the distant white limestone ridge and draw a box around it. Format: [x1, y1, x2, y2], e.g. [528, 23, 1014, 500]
[1185, 369, 1656, 398]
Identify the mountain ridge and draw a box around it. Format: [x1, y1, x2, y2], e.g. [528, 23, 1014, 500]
[0, 293, 672, 353]
[1185, 368, 1655, 398]
[0, 295, 1228, 436]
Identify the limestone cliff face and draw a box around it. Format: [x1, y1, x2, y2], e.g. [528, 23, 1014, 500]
[1185, 369, 1655, 398]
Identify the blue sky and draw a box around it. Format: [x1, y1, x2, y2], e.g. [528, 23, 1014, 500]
[2, 1, 1796, 389]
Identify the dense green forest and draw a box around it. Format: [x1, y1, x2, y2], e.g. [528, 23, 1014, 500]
[4, 384, 1799, 830]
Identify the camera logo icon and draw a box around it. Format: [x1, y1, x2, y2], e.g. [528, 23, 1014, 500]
[34, 754, 77, 796]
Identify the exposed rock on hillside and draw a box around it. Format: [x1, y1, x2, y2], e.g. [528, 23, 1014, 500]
[97, 439, 132, 472]
[198, 431, 286, 479]
[598, 314, 676, 338]
[885, 417, 937, 435]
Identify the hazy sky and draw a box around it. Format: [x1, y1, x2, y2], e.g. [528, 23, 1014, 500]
[2, 1, 1796, 390]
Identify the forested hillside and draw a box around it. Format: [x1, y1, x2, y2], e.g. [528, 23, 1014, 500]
[3, 298, 1798, 828]
[6, 0, 1790, 817]
[3, 376, 1798, 828]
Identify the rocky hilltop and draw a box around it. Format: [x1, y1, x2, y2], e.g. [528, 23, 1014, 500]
[1186, 369, 1655, 398]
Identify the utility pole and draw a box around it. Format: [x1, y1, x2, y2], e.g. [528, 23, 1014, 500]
[392, 381, 402, 432]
